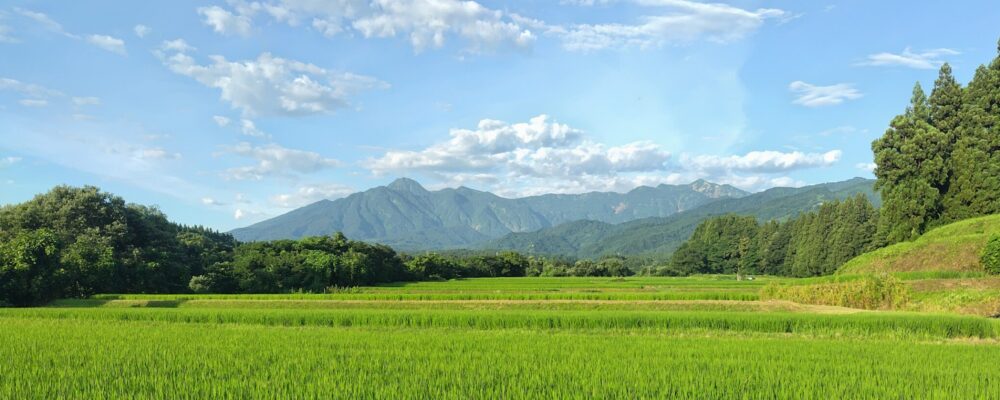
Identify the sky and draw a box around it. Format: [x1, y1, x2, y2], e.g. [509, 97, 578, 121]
[0, 0, 998, 231]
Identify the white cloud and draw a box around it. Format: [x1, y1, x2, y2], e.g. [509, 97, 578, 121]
[549, 0, 785, 51]
[158, 45, 385, 117]
[18, 99, 48, 107]
[222, 142, 341, 180]
[161, 38, 195, 52]
[240, 119, 268, 137]
[213, 115, 231, 127]
[234, 207, 268, 221]
[683, 150, 841, 174]
[15, 9, 130, 54]
[101, 142, 181, 161]
[202, 197, 227, 206]
[204, 0, 535, 53]
[14, 8, 72, 37]
[366, 114, 843, 195]
[198, 5, 253, 37]
[856, 162, 876, 173]
[789, 81, 862, 107]
[134, 24, 151, 38]
[86, 34, 126, 55]
[72, 96, 101, 106]
[0, 77, 63, 98]
[857, 48, 959, 69]
[270, 183, 355, 208]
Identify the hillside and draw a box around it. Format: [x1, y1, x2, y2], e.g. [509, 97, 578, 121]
[488, 177, 877, 259]
[839, 215, 1000, 275]
[230, 178, 746, 249]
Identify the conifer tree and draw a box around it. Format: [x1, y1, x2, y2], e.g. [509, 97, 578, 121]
[943, 41, 1000, 220]
[873, 83, 949, 244]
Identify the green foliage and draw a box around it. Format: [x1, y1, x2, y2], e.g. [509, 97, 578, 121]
[981, 235, 1000, 275]
[493, 178, 877, 259]
[671, 195, 878, 277]
[873, 38, 1000, 241]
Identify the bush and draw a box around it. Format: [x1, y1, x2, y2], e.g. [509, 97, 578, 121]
[982, 235, 1000, 275]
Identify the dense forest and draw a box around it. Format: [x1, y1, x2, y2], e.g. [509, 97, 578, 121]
[873, 40, 1000, 244]
[668, 195, 878, 277]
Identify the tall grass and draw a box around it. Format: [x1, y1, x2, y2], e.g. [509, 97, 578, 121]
[760, 273, 910, 310]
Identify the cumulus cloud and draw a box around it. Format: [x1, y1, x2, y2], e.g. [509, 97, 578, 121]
[365, 114, 838, 195]
[857, 47, 959, 69]
[158, 42, 385, 117]
[213, 115, 231, 127]
[134, 24, 151, 38]
[198, 5, 253, 37]
[270, 183, 355, 208]
[547, 0, 785, 51]
[222, 142, 341, 180]
[87, 34, 126, 55]
[199, 0, 535, 53]
[789, 81, 862, 107]
[365, 114, 666, 179]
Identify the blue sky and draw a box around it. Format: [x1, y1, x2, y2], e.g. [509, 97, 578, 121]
[1, 0, 998, 231]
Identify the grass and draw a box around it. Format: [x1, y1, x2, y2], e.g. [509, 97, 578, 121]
[840, 214, 1000, 274]
[4, 275, 1000, 398]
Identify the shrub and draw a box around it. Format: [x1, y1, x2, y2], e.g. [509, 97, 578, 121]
[981, 235, 1000, 275]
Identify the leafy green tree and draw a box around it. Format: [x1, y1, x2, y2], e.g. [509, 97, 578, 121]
[0, 229, 61, 306]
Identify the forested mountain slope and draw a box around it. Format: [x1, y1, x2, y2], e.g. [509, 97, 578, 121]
[230, 178, 746, 249]
[489, 178, 877, 259]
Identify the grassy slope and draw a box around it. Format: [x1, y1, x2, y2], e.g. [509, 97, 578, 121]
[820, 215, 1000, 316]
[839, 214, 1000, 274]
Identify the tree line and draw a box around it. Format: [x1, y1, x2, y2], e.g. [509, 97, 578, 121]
[873, 39, 1000, 245]
[670, 195, 879, 277]
[0, 186, 631, 306]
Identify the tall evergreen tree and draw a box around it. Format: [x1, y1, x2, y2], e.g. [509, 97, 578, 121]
[943, 41, 1000, 221]
[872, 83, 949, 244]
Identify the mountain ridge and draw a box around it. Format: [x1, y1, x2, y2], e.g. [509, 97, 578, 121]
[230, 178, 749, 249]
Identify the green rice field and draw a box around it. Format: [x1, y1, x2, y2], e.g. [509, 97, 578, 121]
[3, 276, 1000, 398]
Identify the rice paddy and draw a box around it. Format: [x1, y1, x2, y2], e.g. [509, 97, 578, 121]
[3, 276, 1000, 398]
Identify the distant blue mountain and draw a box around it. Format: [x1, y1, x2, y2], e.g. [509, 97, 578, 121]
[230, 177, 748, 250]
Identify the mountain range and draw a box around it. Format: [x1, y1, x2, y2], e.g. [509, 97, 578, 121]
[486, 177, 878, 259]
[230, 178, 748, 249]
[231, 177, 878, 258]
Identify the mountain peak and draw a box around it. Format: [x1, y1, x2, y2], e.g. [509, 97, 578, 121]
[688, 179, 748, 199]
[387, 177, 427, 193]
